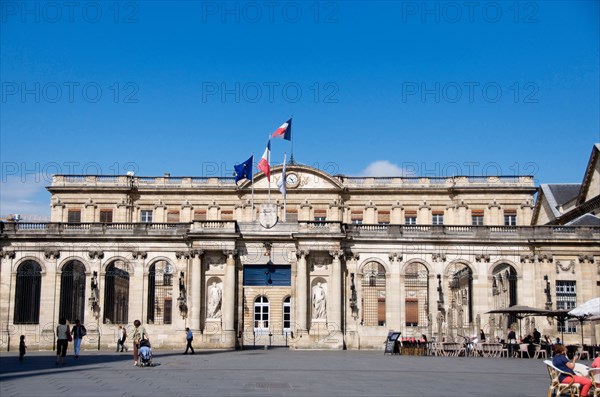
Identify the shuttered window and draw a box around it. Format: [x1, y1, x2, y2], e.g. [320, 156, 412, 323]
[99, 209, 113, 223]
[405, 299, 418, 325]
[194, 210, 207, 221]
[167, 211, 180, 223]
[405, 210, 417, 225]
[286, 209, 298, 222]
[68, 210, 81, 223]
[351, 210, 363, 224]
[378, 210, 390, 224]
[221, 210, 233, 220]
[471, 209, 484, 225]
[314, 209, 327, 222]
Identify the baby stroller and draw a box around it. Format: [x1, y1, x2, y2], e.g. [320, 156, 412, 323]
[137, 339, 153, 367]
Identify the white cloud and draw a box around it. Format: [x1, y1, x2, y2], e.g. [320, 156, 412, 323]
[359, 160, 414, 177]
[0, 175, 51, 221]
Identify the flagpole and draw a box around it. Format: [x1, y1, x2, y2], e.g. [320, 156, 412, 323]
[290, 115, 294, 164]
[251, 152, 255, 221]
[267, 135, 271, 204]
[283, 152, 287, 223]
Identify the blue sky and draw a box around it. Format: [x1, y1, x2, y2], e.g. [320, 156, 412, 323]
[1, 0, 599, 219]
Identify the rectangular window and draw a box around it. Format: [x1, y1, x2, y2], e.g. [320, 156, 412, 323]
[405, 299, 419, 326]
[167, 211, 180, 223]
[193, 210, 207, 221]
[243, 265, 291, 286]
[432, 211, 444, 225]
[471, 210, 484, 226]
[140, 210, 153, 223]
[314, 209, 327, 223]
[556, 280, 577, 333]
[378, 211, 390, 225]
[286, 209, 298, 222]
[67, 210, 81, 223]
[99, 209, 113, 223]
[351, 210, 363, 225]
[405, 211, 417, 225]
[504, 210, 517, 226]
[221, 210, 233, 220]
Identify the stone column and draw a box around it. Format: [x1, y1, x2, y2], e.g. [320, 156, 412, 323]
[520, 201, 533, 226]
[388, 253, 402, 330]
[418, 202, 431, 224]
[457, 202, 468, 225]
[84, 200, 96, 222]
[154, 203, 166, 222]
[181, 202, 193, 223]
[365, 202, 376, 224]
[223, 250, 237, 332]
[51, 200, 65, 222]
[489, 201, 501, 225]
[296, 250, 309, 331]
[391, 203, 403, 224]
[329, 250, 343, 331]
[208, 202, 220, 220]
[190, 250, 203, 331]
[300, 201, 311, 221]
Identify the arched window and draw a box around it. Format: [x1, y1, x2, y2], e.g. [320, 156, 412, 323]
[59, 261, 86, 323]
[254, 296, 269, 333]
[361, 262, 386, 326]
[447, 262, 473, 327]
[404, 262, 429, 327]
[283, 296, 291, 334]
[492, 263, 517, 325]
[103, 260, 130, 324]
[147, 261, 174, 324]
[13, 260, 42, 324]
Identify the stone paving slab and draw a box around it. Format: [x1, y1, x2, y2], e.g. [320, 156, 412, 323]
[0, 348, 581, 396]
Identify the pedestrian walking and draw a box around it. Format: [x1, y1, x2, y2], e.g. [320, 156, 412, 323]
[55, 318, 70, 365]
[71, 319, 87, 359]
[184, 327, 195, 354]
[117, 325, 128, 352]
[19, 335, 26, 361]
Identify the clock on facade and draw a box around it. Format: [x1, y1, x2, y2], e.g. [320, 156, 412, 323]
[286, 172, 300, 188]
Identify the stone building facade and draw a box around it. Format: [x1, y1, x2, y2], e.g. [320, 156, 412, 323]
[1, 148, 599, 351]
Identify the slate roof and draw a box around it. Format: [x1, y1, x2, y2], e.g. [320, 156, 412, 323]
[565, 213, 600, 226]
[547, 184, 581, 207]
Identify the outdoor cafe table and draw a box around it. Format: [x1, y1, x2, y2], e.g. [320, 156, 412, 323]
[442, 342, 463, 356]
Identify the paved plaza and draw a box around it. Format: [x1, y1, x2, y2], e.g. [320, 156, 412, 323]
[0, 347, 566, 397]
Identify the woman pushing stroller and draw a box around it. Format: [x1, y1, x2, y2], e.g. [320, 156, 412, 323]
[130, 320, 149, 367]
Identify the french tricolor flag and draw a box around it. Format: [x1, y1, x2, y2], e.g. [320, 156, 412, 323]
[271, 118, 292, 141]
[257, 140, 271, 181]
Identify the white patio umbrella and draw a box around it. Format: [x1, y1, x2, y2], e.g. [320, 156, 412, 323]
[569, 297, 600, 318]
[568, 297, 600, 345]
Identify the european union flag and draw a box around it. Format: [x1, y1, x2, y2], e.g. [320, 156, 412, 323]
[234, 155, 253, 184]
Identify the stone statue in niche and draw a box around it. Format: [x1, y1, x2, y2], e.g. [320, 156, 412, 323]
[207, 281, 222, 319]
[312, 282, 327, 320]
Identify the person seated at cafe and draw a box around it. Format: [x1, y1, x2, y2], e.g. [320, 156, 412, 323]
[591, 354, 600, 369]
[533, 328, 541, 344]
[552, 344, 592, 397]
[522, 334, 533, 344]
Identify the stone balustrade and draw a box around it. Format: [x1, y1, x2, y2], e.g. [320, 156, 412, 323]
[3, 221, 597, 241]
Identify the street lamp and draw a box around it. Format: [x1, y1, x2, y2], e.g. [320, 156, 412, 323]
[177, 272, 188, 319]
[544, 275, 552, 310]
